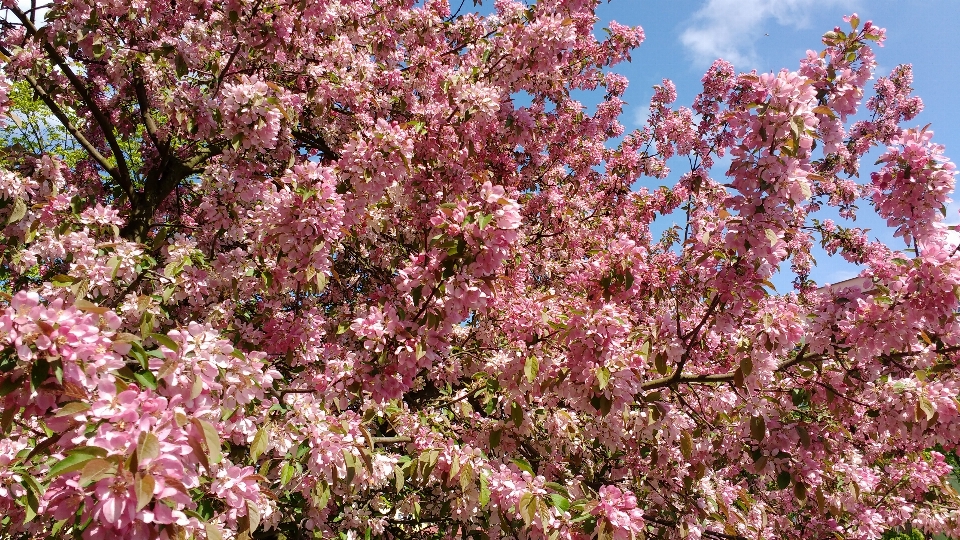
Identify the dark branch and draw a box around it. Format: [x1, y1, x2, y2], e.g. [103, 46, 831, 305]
[11, 6, 133, 197]
[0, 51, 120, 182]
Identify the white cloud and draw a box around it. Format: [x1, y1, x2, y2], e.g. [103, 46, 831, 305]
[680, 0, 856, 68]
[944, 197, 960, 225]
[631, 106, 650, 128]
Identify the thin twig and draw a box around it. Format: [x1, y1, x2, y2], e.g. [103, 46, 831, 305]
[372, 436, 412, 444]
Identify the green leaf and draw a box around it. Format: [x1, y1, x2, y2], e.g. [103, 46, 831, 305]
[191, 418, 222, 465]
[590, 394, 613, 416]
[524, 355, 539, 383]
[479, 472, 490, 507]
[30, 358, 48, 390]
[477, 213, 494, 229]
[280, 462, 295, 486]
[19, 474, 43, 507]
[489, 429, 502, 448]
[79, 458, 115, 486]
[175, 53, 188, 77]
[596, 367, 611, 390]
[22, 484, 39, 523]
[25, 431, 63, 462]
[0, 375, 23, 398]
[510, 401, 523, 427]
[342, 449, 357, 485]
[132, 369, 157, 390]
[148, 333, 179, 352]
[512, 458, 534, 475]
[134, 473, 155, 511]
[250, 425, 269, 461]
[518, 493, 537, 526]
[570, 511, 594, 524]
[776, 470, 792, 490]
[128, 342, 149, 369]
[137, 431, 160, 464]
[48, 447, 107, 478]
[791, 388, 809, 408]
[549, 493, 570, 513]
[6, 197, 26, 224]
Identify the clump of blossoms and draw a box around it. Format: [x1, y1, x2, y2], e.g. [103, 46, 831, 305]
[0, 2, 958, 540]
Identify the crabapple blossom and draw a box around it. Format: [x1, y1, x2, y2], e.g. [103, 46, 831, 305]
[0, 2, 958, 540]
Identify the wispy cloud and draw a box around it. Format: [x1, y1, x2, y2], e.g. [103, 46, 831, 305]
[631, 106, 650, 128]
[680, 0, 856, 68]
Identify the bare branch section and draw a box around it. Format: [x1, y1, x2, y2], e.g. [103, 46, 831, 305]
[641, 342, 960, 391]
[132, 74, 164, 154]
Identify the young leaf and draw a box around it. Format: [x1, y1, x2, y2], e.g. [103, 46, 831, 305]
[137, 431, 160, 464]
[518, 493, 537, 526]
[524, 355, 539, 383]
[191, 418, 223, 465]
[48, 447, 105, 478]
[79, 458, 115, 486]
[246, 500, 261, 532]
[750, 415, 766, 442]
[679, 431, 693, 460]
[134, 473, 156, 511]
[148, 332, 180, 352]
[6, 197, 26, 224]
[250, 425, 269, 461]
[596, 366, 611, 390]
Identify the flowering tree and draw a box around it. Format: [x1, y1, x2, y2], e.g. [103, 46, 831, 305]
[0, 0, 958, 538]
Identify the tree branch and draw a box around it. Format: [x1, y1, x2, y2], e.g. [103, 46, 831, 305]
[0, 52, 120, 184]
[372, 436, 411, 445]
[10, 6, 133, 197]
[216, 42, 243, 91]
[883, 344, 960, 360]
[644, 516, 747, 540]
[669, 294, 723, 383]
[132, 73, 164, 154]
[641, 345, 819, 391]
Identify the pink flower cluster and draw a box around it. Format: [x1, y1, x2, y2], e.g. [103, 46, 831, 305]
[593, 485, 645, 540]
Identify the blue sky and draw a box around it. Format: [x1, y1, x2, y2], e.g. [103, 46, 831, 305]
[585, 0, 960, 286]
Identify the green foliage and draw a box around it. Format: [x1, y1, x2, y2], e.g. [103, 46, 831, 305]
[882, 530, 925, 540]
[0, 80, 86, 167]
